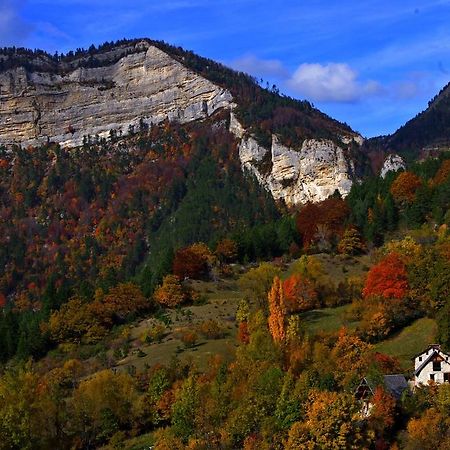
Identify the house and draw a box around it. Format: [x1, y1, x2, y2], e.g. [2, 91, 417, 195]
[354, 374, 408, 417]
[413, 344, 450, 386]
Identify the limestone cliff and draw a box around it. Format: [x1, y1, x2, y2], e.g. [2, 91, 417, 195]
[380, 154, 406, 178]
[230, 112, 360, 205]
[0, 40, 363, 205]
[0, 41, 232, 147]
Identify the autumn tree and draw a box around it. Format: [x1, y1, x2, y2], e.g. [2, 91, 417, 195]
[296, 198, 349, 250]
[154, 275, 188, 308]
[432, 158, 450, 186]
[173, 245, 210, 279]
[238, 262, 281, 309]
[331, 328, 372, 386]
[285, 391, 373, 449]
[390, 171, 422, 204]
[362, 252, 409, 300]
[101, 282, 149, 320]
[215, 238, 238, 263]
[282, 274, 318, 312]
[69, 369, 137, 447]
[337, 227, 365, 255]
[404, 408, 450, 450]
[46, 297, 102, 344]
[268, 277, 287, 344]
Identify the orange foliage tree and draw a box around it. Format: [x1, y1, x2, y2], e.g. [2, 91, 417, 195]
[282, 274, 318, 313]
[268, 277, 287, 343]
[154, 275, 188, 308]
[390, 171, 422, 204]
[101, 282, 149, 320]
[215, 238, 238, 263]
[362, 252, 409, 300]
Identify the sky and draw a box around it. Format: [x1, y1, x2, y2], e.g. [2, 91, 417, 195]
[1, 0, 450, 137]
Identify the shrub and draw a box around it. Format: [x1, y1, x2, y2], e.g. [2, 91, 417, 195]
[179, 329, 198, 348]
[196, 320, 226, 339]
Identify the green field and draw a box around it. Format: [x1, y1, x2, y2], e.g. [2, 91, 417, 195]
[375, 317, 437, 370]
[300, 304, 358, 334]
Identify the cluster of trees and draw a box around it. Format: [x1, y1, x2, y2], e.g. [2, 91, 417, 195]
[0, 118, 280, 362]
[347, 153, 450, 244]
[5, 277, 450, 449]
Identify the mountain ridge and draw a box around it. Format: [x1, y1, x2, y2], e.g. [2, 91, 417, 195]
[0, 38, 363, 205]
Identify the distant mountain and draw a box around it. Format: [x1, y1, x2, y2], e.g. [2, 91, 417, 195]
[365, 81, 450, 166]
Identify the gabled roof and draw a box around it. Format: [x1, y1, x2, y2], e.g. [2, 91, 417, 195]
[412, 344, 450, 360]
[355, 374, 408, 401]
[383, 374, 408, 399]
[414, 350, 447, 376]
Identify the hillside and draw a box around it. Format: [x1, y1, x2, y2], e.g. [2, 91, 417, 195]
[0, 39, 363, 205]
[365, 81, 450, 164]
[0, 38, 449, 450]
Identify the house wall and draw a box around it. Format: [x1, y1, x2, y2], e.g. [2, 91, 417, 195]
[415, 350, 450, 385]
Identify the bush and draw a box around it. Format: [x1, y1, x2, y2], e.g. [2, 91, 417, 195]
[142, 323, 166, 343]
[179, 329, 198, 348]
[196, 320, 226, 339]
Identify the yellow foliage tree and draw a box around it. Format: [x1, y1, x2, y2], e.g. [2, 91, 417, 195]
[268, 277, 287, 344]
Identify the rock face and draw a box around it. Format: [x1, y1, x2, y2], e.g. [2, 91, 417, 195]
[0, 41, 232, 147]
[0, 40, 362, 205]
[231, 113, 359, 205]
[380, 154, 406, 178]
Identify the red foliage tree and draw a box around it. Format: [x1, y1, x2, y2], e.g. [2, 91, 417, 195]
[369, 387, 396, 435]
[283, 274, 318, 312]
[373, 352, 402, 374]
[0, 293, 6, 308]
[362, 253, 409, 300]
[173, 247, 208, 279]
[296, 198, 349, 249]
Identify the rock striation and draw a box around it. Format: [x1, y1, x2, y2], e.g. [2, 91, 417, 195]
[0, 40, 363, 205]
[0, 41, 232, 147]
[380, 154, 406, 178]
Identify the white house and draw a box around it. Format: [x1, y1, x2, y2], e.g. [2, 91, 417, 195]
[413, 344, 450, 386]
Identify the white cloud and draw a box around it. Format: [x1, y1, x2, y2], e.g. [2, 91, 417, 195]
[231, 54, 289, 79]
[287, 63, 382, 103]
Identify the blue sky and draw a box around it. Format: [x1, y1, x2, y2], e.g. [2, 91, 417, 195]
[1, 0, 450, 137]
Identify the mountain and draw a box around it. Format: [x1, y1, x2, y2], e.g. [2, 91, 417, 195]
[365, 81, 450, 166]
[0, 38, 363, 205]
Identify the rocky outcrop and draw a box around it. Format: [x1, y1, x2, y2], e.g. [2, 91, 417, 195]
[380, 154, 405, 178]
[231, 111, 360, 205]
[0, 41, 232, 147]
[0, 41, 362, 206]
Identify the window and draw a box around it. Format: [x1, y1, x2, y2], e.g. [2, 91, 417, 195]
[444, 373, 450, 383]
[419, 356, 422, 362]
[433, 361, 442, 371]
[430, 374, 435, 381]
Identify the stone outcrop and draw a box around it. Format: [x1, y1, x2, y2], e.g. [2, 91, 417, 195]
[0, 41, 363, 205]
[0, 41, 232, 147]
[380, 154, 406, 178]
[230, 112, 360, 205]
